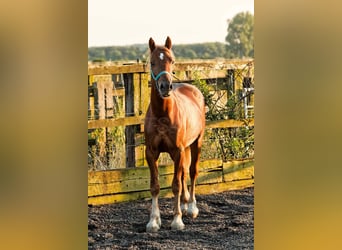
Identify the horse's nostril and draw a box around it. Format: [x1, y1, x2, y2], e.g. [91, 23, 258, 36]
[160, 82, 171, 91]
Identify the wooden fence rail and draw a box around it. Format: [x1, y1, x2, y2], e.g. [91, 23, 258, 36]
[88, 117, 254, 130]
[88, 158, 254, 205]
[88, 59, 253, 76]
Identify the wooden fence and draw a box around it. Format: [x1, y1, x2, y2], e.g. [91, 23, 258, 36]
[88, 59, 254, 205]
[88, 159, 254, 205]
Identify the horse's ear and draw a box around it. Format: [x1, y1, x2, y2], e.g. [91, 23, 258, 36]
[149, 38, 156, 52]
[165, 36, 172, 49]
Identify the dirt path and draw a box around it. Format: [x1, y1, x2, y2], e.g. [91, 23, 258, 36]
[88, 187, 254, 249]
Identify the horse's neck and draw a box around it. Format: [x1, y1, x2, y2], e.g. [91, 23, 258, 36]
[150, 82, 173, 117]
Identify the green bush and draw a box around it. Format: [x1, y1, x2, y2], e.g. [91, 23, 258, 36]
[193, 77, 254, 161]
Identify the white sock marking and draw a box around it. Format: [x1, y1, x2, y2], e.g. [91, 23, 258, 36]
[171, 214, 185, 230]
[146, 196, 161, 232]
[188, 201, 199, 218]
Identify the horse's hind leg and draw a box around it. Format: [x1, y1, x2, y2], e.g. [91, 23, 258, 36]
[188, 138, 202, 218]
[180, 147, 191, 215]
[146, 147, 161, 233]
[171, 147, 190, 230]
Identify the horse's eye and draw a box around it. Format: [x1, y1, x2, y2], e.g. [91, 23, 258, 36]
[151, 62, 155, 66]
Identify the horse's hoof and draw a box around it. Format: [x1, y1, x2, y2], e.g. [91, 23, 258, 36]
[146, 224, 160, 233]
[171, 217, 185, 230]
[188, 202, 199, 219]
[171, 221, 185, 230]
[146, 219, 161, 232]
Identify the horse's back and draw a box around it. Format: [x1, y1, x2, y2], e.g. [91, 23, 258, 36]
[172, 83, 205, 111]
[172, 83, 205, 137]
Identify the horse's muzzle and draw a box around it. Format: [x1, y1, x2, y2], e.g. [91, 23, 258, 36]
[159, 81, 172, 97]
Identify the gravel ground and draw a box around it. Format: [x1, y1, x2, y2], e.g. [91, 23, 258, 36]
[88, 187, 254, 249]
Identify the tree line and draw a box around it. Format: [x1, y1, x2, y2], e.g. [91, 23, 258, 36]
[88, 11, 253, 62]
[88, 42, 232, 62]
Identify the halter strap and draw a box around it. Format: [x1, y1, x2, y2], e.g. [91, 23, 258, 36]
[150, 69, 172, 82]
[150, 65, 173, 96]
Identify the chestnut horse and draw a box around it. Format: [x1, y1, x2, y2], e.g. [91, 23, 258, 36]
[144, 37, 205, 232]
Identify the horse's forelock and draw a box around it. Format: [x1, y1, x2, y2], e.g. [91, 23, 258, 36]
[151, 46, 174, 62]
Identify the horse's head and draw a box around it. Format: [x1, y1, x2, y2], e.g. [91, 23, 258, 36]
[149, 36, 175, 98]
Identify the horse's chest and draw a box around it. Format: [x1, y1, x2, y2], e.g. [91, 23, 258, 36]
[152, 118, 178, 149]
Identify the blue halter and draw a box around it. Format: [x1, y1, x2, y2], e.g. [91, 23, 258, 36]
[150, 69, 172, 82]
[150, 65, 173, 96]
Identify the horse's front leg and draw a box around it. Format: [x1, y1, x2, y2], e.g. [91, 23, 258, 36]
[171, 147, 190, 230]
[146, 147, 161, 233]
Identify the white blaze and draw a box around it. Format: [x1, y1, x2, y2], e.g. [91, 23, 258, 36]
[159, 52, 164, 60]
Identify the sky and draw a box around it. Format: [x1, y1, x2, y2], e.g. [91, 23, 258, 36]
[88, 0, 254, 47]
